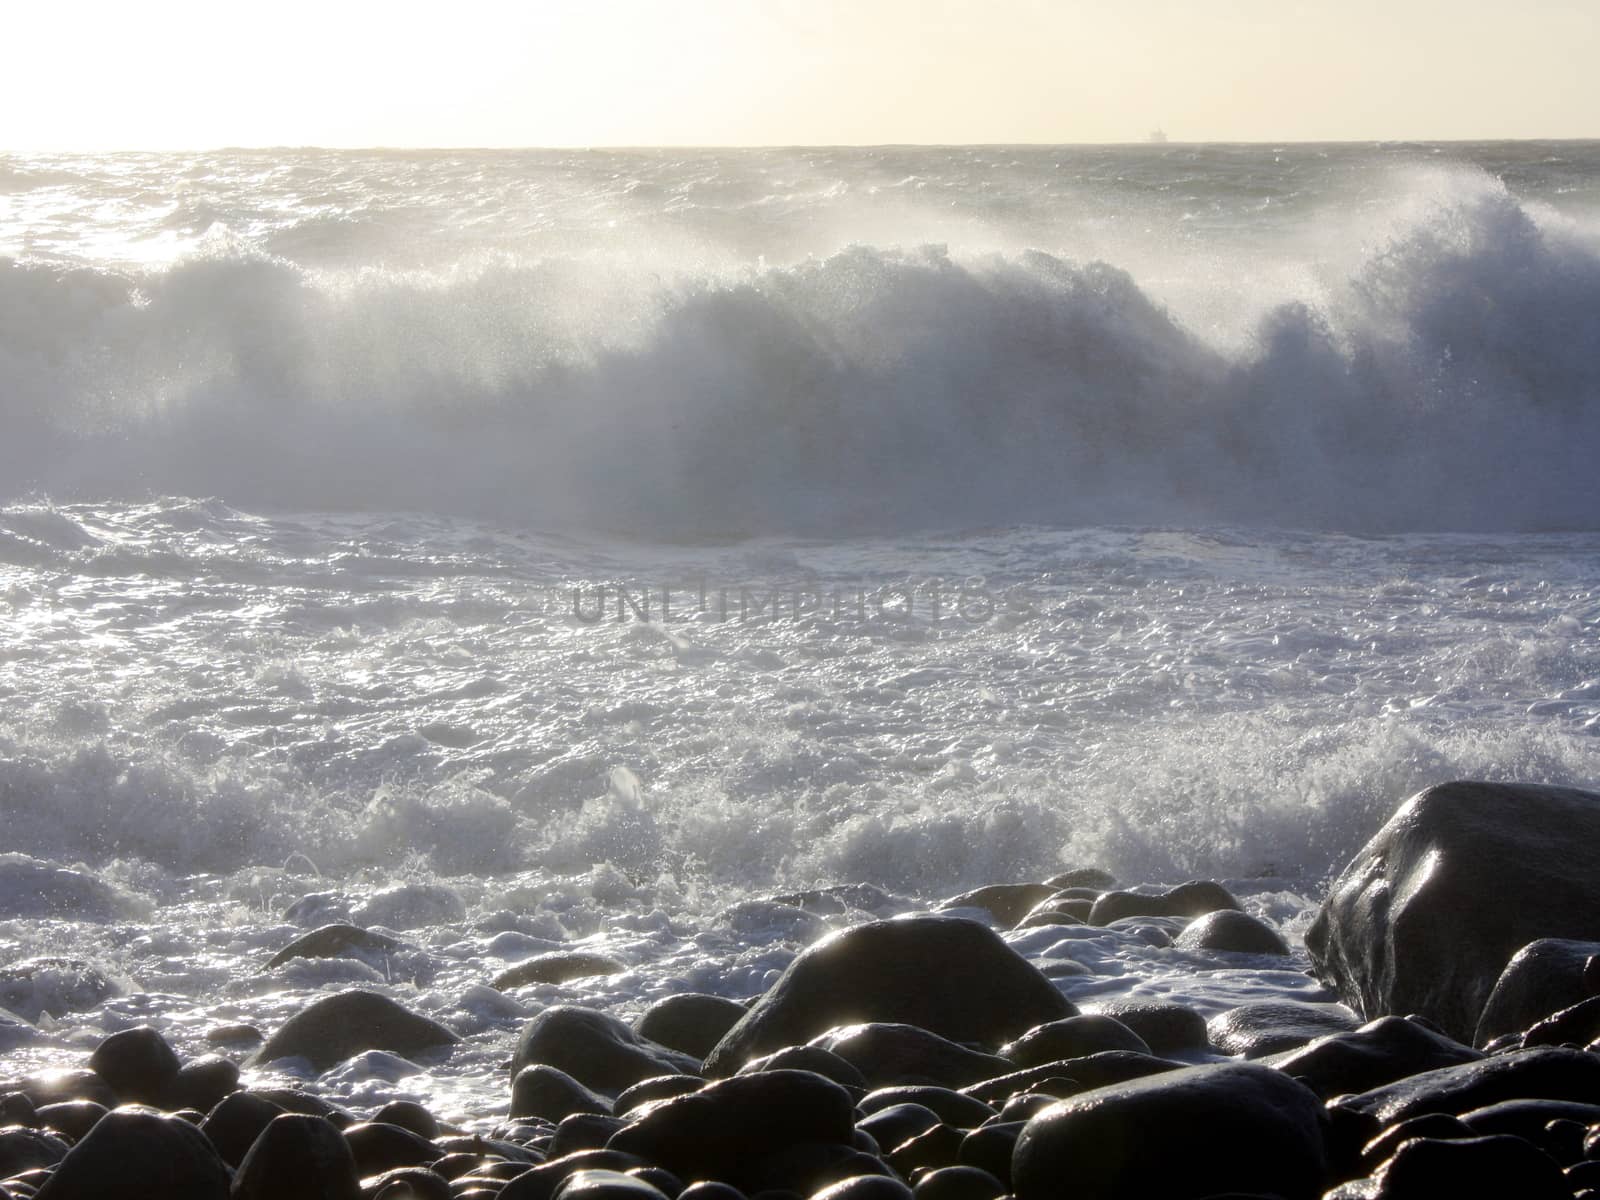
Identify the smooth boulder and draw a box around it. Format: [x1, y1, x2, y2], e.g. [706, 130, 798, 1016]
[1473, 937, 1600, 1048]
[1011, 1062, 1328, 1200]
[704, 917, 1073, 1075]
[513, 1006, 700, 1095]
[252, 990, 459, 1072]
[1306, 780, 1600, 1042]
[34, 1108, 230, 1200]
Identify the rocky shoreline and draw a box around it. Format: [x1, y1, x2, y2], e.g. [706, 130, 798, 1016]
[6, 779, 1600, 1199]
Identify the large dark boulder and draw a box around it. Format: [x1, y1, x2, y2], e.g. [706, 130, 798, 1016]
[1205, 1001, 1359, 1058]
[232, 1112, 362, 1200]
[1328, 1046, 1600, 1126]
[634, 993, 748, 1060]
[1010, 1062, 1328, 1200]
[810, 1023, 1011, 1088]
[704, 917, 1073, 1075]
[513, 1006, 700, 1095]
[252, 990, 459, 1072]
[1306, 781, 1600, 1042]
[1473, 937, 1600, 1048]
[1272, 1016, 1482, 1099]
[1325, 1133, 1569, 1200]
[606, 1068, 855, 1190]
[86, 1025, 181, 1105]
[34, 1108, 230, 1200]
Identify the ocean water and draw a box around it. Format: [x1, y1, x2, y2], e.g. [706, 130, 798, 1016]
[2, 143, 1599, 1121]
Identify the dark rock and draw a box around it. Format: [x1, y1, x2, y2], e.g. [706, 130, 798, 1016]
[1307, 781, 1600, 1043]
[0, 1126, 68, 1177]
[1012, 1062, 1327, 1200]
[253, 990, 460, 1072]
[1457, 1098, 1600, 1142]
[857, 1087, 996, 1128]
[887, 1122, 966, 1175]
[810, 1024, 1010, 1089]
[704, 917, 1073, 1075]
[34, 1100, 106, 1140]
[1273, 1016, 1483, 1099]
[937, 885, 1059, 927]
[499, 1150, 653, 1200]
[552, 1114, 630, 1156]
[1330, 1045, 1600, 1126]
[812, 1177, 913, 1200]
[33, 1108, 230, 1200]
[677, 1185, 747, 1200]
[1474, 938, 1600, 1048]
[856, 1103, 943, 1151]
[1044, 869, 1117, 891]
[910, 1166, 1004, 1200]
[496, 953, 628, 991]
[514, 1065, 616, 1122]
[253, 1087, 355, 1124]
[86, 1025, 181, 1105]
[997, 1092, 1057, 1122]
[1001, 1016, 1150, 1066]
[1327, 1134, 1568, 1200]
[365, 1166, 454, 1200]
[606, 1069, 855, 1190]
[514, 1007, 699, 1095]
[1085, 1001, 1209, 1056]
[18, 1068, 116, 1109]
[1524, 995, 1600, 1048]
[742, 1143, 893, 1195]
[961, 1050, 1184, 1106]
[554, 1168, 671, 1200]
[206, 1022, 264, 1047]
[1205, 1001, 1358, 1058]
[1015, 900, 1092, 929]
[635, 994, 748, 1060]
[626, 1166, 684, 1196]
[265, 923, 402, 969]
[343, 1121, 440, 1175]
[231, 1112, 361, 1200]
[1358, 1113, 1474, 1171]
[741, 1046, 868, 1092]
[1174, 910, 1290, 956]
[615, 1075, 705, 1113]
[1087, 881, 1241, 927]
[167, 1054, 241, 1112]
[956, 1123, 1020, 1185]
[200, 1090, 288, 1167]
[370, 1100, 440, 1140]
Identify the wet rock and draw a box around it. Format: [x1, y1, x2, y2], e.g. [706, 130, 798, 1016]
[1330, 1045, 1600, 1126]
[513, 1065, 615, 1123]
[809, 1024, 1010, 1088]
[553, 1113, 630, 1156]
[936, 885, 1059, 927]
[364, 1166, 454, 1200]
[704, 917, 1073, 1075]
[0, 1126, 68, 1178]
[607, 1069, 855, 1190]
[18, 1067, 116, 1108]
[1473, 938, 1600, 1048]
[343, 1120, 441, 1175]
[555, 1168, 672, 1200]
[740, 1045, 868, 1091]
[1085, 1001, 1209, 1056]
[34, 1108, 230, 1200]
[1173, 909, 1290, 956]
[368, 1100, 439, 1140]
[1087, 881, 1241, 926]
[253, 990, 460, 1072]
[496, 952, 628, 990]
[166, 1054, 241, 1112]
[200, 1090, 288, 1167]
[86, 1025, 181, 1105]
[499, 1149, 654, 1200]
[1011, 1062, 1327, 1200]
[855, 1103, 943, 1151]
[232, 1112, 362, 1200]
[615, 1074, 706, 1113]
[1273, 1015, 1482, 1098]
[911, 1165, 1005, 1200]
[957, 1122, 1021, 1185]
[1307, 780, 1600, 1042]
[635, 993, 748, 1060]
[1205, 1001, 1358, 1058]
[265, 923, 402, 969]
[1001, 1016, 1151, 1066]
[34, 1099, 107, 1140]
[206, 1022, 264, 1047]
[857, 1086, 995, 1128]
[513, 1006, 700, 1095]
[1523, 994, 1600, 1048]
[1327, 1133, 1568, 1200]
[813, 1177, 912, 1200]
[961, 1050, 1184, 1107]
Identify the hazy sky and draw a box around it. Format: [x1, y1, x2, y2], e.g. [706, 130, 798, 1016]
[5, 0, 1595, 149]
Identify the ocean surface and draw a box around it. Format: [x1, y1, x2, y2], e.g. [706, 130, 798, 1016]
[2, 143, 1599, 1120]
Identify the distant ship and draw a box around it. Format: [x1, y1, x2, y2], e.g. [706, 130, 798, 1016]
[1147, 129, 1169, 144]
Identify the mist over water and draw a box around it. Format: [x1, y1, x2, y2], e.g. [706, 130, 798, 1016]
[5, 143, 1600, 533]
[2, 144, 1599, 1114]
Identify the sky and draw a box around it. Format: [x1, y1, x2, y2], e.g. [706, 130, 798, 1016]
[3, 0, 1596, 150]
